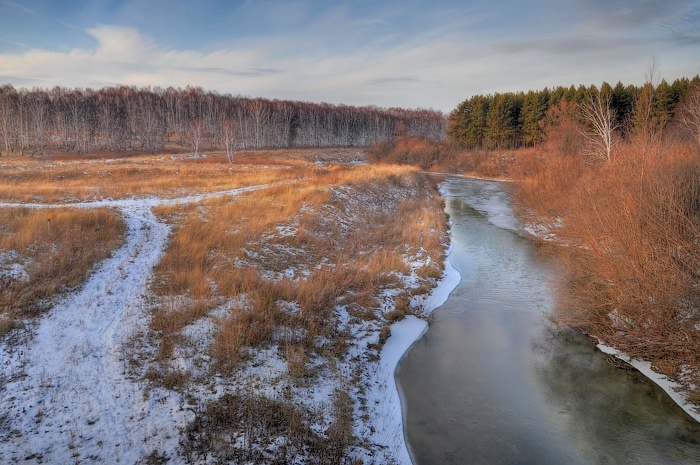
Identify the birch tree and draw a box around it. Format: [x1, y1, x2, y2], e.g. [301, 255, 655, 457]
[581, 90, 619, 164]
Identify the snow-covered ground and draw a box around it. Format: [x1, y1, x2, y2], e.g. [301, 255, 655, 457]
[0, 181, 460, 464]
[0, 186, 266, 463]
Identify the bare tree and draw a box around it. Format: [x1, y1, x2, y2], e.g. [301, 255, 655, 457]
[29, 90, 51, 154]
[0, 85, 17, 155]
[0, 84, 446, 155]
[633, 56, 662, 154]
[135, 90, 165, 154]
[185, 117, 204, 157]
[581, 90, 619, 163]
[220, 117, 239, 164]
[247, 98, 269, 149]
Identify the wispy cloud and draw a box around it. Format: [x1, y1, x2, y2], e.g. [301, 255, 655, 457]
[1, 0, 35, 15]
[494, 35, 655, 55]
[660, 4, 700, 45]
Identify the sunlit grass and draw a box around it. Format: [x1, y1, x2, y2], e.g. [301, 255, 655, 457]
[0, 207, 126, 336]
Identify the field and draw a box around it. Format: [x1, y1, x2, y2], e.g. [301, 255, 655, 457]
[0, 149, 450, 464]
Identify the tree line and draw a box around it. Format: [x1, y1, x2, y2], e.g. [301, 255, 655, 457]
[0, 84, 446, 156]
[448, 76, 700, 150]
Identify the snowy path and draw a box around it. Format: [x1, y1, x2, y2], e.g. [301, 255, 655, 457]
[0, 187, 265, 464]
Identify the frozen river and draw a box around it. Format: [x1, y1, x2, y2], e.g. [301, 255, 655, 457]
[397, 177, 700, 464]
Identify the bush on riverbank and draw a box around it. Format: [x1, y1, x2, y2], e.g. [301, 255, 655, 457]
[514, 134, 700, 396]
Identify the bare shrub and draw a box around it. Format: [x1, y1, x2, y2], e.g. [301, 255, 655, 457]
[367, 136, 459, 170]
[549, 144, 700, 378]
[182, 392, 317, 464]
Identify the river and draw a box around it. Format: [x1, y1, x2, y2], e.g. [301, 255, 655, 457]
[396, 176, 700, 465]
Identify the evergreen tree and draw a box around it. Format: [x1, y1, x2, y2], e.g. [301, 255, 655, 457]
[611, 81, 634, 131]
[521, 89, 550, 146]
[485, 93, 516, 149]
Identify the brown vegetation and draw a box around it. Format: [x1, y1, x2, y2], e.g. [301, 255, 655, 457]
[367, 135, 557, 179]
[0, 149, 331, 203]
[514, 128, 700, 397]
[0, 207, 125, 337]
[142, 161, 448, 460]
[150, 163, 446, 363]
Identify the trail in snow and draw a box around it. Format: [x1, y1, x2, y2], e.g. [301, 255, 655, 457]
[0, 186, 265, 464]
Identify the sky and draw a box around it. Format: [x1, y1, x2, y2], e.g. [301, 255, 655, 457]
[0, 0, 699, 112]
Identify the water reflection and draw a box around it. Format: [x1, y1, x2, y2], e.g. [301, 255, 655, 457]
[534, 327, 700, 464]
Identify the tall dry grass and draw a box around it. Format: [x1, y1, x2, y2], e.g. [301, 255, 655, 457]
[0, 207, 125, 337]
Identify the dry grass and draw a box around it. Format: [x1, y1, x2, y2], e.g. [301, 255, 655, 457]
[182, 390, 318, 464]
[0, 150, 331, 203]
[150, 163, 447, 358]
[144, 161, 449, 461]
[0, 207, 125, 337]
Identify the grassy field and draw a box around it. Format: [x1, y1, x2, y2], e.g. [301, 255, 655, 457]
[142, 162, 447, 462]
[0, 148, 363, 203]
[0, 148, 450, 463]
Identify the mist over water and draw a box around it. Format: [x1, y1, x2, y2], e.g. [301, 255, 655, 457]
[397, 177, 700, 465]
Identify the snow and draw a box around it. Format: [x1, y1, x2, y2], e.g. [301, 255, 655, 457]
[0, 203, 182, 463]
[0, 251, 29, 282]
[0, 177, 462, 464]
[411, 243, 461, 313]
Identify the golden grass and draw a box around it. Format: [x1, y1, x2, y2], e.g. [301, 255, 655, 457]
[148, 163, 448, 375]
[0, 207, 125, 335]
[0, 151, 329, 203]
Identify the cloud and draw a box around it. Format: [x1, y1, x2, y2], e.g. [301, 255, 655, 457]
[0, 2, 698, 114]
[170, 66, 283, 77]
[548, 0, 697, 31]
[369, 76, 422, 85]
[87, 25, 159, 62]
[660, 4, 700, 45]
[0, 25, 285, 89]
[1, 0, 35, 16]
[494, 35, 654, 55]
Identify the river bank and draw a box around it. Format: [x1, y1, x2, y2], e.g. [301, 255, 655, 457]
[373, 244, 461, 464]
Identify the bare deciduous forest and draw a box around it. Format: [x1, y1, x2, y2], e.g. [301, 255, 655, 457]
[0, 84, 445, 156]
